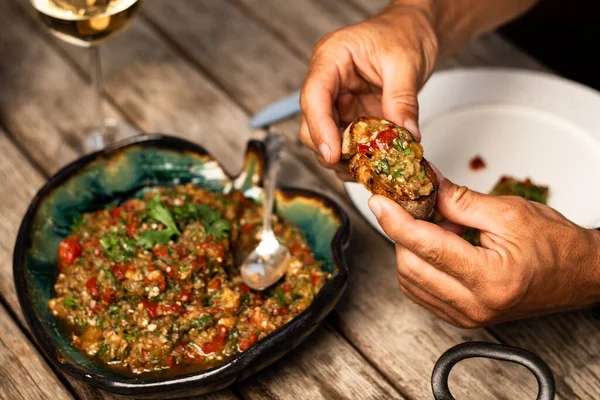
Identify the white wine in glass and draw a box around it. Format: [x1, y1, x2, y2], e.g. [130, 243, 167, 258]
[30, 0, 142, 158]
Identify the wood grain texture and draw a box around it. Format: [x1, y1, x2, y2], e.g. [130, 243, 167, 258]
[1, 2, 404, 399]
[0, 1, 125, 176]
[238, 324, 404, 400]
[0, 272, 72, 400]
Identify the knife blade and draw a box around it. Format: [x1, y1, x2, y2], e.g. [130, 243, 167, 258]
[249, 90, 301, 129]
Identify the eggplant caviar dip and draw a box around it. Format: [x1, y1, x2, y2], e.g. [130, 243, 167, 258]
[48, 184, 330, 377]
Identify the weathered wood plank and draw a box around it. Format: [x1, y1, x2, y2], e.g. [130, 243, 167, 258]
[134, 1, 556, 399]
[2, 2, 404, 399]
[0, 1, 125, 176]
[0, 290, 73, 400]
[239, 324, 403, 400]
[234, 0, 363, 59]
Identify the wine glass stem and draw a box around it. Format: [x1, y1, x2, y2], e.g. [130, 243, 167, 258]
[90, 46, 106, 141]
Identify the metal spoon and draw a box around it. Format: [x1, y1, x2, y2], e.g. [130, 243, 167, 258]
[240, 132, 290, 290]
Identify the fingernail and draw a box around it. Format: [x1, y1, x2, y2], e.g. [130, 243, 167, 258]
[368, 197, 382, 218]
[319, 143, 331, 163]
[403, 119, 421, 142]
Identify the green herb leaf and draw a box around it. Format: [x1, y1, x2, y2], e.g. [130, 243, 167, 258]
[276, 287, 285, 307]
[147, 195, 180, 235]
[376, 159, 390, 175]
[136, 229, 174, 249]
[195, 314, 213, 329]
[403, 147, 411, 156]
[417, 168, 426, 183]
[393, 169, 404, 179]
[63, 296, 77, 309]
[392, 138, 404, 151]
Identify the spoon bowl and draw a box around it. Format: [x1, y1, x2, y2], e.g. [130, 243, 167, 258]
[240, 132, 289, 290]
[241, 231, 290, 290]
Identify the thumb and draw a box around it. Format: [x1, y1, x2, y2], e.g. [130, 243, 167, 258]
[381, 61, 421, 141]
[436, 176, 509, 233]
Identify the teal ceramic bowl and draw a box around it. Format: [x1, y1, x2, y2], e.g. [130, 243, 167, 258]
[13, 134, 350, 398]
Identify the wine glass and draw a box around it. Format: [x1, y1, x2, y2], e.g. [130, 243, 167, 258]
[30, 0, 142, 159]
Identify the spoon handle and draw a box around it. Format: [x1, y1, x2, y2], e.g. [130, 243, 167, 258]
[262, 132, 286, 236]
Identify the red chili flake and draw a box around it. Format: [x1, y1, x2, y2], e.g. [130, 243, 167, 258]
[142, 349, 149, 359]
[102, 288, 116, 304]
[281, 283, 291, 293]
[172, 303, 186, 314]
[85, 277, 99, 300]
[239, 333, 258, 351]
[201, 325, 228, 355]
[209, 278, 222, 290]
[241, 223, 255, 233]
[239, 283, 250, 295]
[153, 245, 169, 258]
[311, 273, 321, 286]
[58, 237, 82, 270]
[469, 155, 486, 171]
[147, 265, 157, 271]
[126, 221, 138, 238]
[142, 300, 159, 318]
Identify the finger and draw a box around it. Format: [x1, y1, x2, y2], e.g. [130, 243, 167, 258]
[315, 154, 350, 174]
[399, 283, 466, 327]
[299, 114, 318, 153]
[436, 221, 465, 236]
[300, 60, 342, 164]
[381, 60, 421, 141]
[436, 177, 517, 233]
[369, 195, 482, 284]
[395, 243, 472, 304]
[398, 276, 477, 328]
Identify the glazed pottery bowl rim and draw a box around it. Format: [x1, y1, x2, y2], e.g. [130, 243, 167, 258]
[13, 133, 350, 395]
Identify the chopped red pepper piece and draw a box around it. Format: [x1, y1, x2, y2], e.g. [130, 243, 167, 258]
[209, 278, 222, 290]
[58, 237, 82, 270]
[111, 264, 130, 282]
[241, 223, 255, 233]
[85, 277, 99, 300]
[172, 303, 186, 314]
[281, 283, 292, 293]
[239, 333, 258, 351]
[102, 288, 116, 304]
[142, 300, 159, 318]
[153, 245, 169, 258]
[201, 325, 228, 354]
[126, 221, 138, 238]
[239, 283, 250, 295]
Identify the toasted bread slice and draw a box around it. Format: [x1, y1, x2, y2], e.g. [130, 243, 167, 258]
[342, 116, 438, 220]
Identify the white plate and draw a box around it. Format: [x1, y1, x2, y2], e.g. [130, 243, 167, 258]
[345, 68, 600, 239]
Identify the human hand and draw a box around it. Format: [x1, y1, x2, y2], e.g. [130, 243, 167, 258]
[299, 1, 438, 180]
[368, 173, 600, 328]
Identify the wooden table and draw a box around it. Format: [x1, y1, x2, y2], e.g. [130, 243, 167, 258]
[1, 1, 598, 399]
